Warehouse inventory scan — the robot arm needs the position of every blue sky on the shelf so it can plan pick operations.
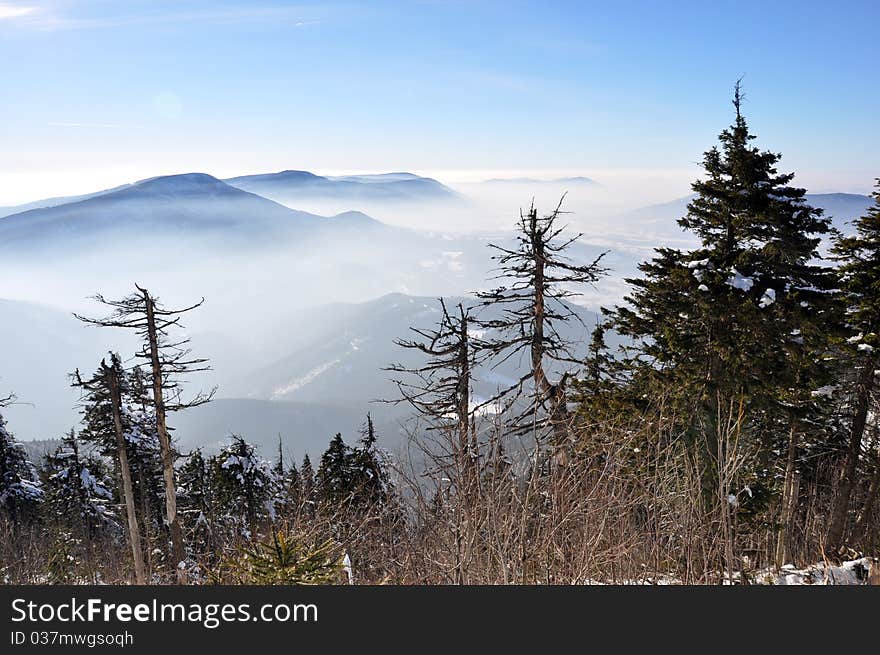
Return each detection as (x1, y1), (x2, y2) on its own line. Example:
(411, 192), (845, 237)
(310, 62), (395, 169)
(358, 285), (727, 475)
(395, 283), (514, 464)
(0, 0), (877, 203)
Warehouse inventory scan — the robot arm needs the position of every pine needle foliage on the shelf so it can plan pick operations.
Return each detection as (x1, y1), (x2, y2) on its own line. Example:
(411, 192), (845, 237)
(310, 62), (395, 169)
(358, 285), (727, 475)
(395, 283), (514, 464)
(230, 530), (343, 585)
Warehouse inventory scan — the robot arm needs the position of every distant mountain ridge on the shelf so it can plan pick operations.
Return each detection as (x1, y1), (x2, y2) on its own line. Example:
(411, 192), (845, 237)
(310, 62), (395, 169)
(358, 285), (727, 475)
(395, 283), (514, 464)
(0, 173), (385, 252)
(0, 169), (459, 222)
(0, 183), (134, 219)
(223, 169), (460, 204)
(329, 172), (422, 183)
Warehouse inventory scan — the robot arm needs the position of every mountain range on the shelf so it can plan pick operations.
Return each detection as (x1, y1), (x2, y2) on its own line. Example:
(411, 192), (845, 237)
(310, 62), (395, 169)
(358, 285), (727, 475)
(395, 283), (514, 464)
(0, 171), (873, 460)
(223, 170), (460, 206)
(0, 170), (613, 327)
(0, 170), (459, 220)
(0, 173), (390, 253)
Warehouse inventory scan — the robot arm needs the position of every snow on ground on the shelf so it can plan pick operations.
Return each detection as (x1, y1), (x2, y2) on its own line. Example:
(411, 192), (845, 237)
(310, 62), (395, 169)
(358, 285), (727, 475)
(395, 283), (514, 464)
(581, 558), (879, 585)
(270, 358), (341, 399)
(765, 558), (879, 585)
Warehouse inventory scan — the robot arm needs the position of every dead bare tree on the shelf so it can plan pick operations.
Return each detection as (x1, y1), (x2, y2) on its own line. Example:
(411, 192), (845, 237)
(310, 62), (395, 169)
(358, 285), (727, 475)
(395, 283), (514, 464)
(386, 299), (482, 480)
(385, 299), (490, 583)
(74, 285), (215, 583)
(72, 355), (147, 584)
(475, 197), (607, 456)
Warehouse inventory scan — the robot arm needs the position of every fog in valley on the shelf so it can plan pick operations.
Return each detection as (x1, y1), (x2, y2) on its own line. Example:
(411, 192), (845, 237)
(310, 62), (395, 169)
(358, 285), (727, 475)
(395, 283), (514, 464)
(0, 169), (872, 461)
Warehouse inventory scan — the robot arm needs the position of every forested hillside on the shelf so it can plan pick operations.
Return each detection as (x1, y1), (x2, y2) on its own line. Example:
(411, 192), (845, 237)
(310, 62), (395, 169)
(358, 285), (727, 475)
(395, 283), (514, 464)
(1, 93), (878, 585)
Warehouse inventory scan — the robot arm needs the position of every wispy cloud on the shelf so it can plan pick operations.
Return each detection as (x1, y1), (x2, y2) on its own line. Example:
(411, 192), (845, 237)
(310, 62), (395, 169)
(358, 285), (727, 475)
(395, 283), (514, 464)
(48, 121), (138, 129)
(0, 4), (35, 20)
(15, 4), (325, 31)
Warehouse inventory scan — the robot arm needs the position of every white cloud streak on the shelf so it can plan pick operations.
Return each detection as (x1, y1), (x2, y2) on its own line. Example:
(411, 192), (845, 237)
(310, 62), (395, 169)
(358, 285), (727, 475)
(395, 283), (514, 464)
(0, 4), (34, 19)
(14, 4), (324, 31)
(48, 121), (136, 129)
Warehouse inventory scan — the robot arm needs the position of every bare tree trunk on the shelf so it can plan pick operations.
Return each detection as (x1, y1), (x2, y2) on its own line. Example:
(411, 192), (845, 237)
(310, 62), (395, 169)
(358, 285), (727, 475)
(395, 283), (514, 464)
(75, 287), (212, 583)
(853, 458), (880, 544)
(531, 221), (549, 400)
(106, 365), (147, 585)
(528, 225), (569, 459)
(141, 289), (187, 583)
(827, 367), (874, 551)
(775, 425), (799, 568)
(458, 310), (472, 476)
(718, 431), (733, 583)
(138, 466), (154, 579)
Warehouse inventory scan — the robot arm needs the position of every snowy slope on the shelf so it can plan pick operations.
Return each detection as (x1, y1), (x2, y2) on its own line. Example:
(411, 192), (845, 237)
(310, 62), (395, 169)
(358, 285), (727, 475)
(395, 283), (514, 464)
(0, 183), (134, 218)
(227, 292), (604, 406)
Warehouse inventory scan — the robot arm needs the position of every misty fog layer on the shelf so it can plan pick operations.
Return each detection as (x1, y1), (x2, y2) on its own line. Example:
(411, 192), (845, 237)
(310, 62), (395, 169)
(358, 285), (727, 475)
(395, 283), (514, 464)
(0, 171), (872, 460)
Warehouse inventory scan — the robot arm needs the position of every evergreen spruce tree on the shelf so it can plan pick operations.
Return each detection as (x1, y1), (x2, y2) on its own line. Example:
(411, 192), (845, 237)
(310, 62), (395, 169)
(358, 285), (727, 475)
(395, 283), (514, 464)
(571, 321), (622, 425)
(75, 286), (215, 582)
(122, 365), (166, 526)
(272, 436), (286, 486)
(269, 437), (301, 521)
(827, 178), (880, 549)
(279, 464), (301, 519)
(299, 454), (316, 518)
(76, 355), (164, 528)
(345, 418), (403, 580)
(350, 414), (392, 510)
(0, 407), (43, 522)
(230, 531), (343, 585)
(74, 354), (163, 581)
(317, 433), (353, 507)
(211, 436), (274, 533)
(41, 431), (117, 538)
(41, 430), (117, 581)
(179, 449), (213, 522)
(608, 85), (838, 546)
(45, 531), (79, 584)
(178, 448), (218, 560)
(613, 85), (834, 411)
(584, 322), (612, 392)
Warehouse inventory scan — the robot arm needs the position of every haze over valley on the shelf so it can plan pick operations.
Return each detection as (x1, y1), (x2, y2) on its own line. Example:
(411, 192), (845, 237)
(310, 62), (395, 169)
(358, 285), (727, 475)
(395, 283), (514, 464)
(0, 168), (872, 459)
